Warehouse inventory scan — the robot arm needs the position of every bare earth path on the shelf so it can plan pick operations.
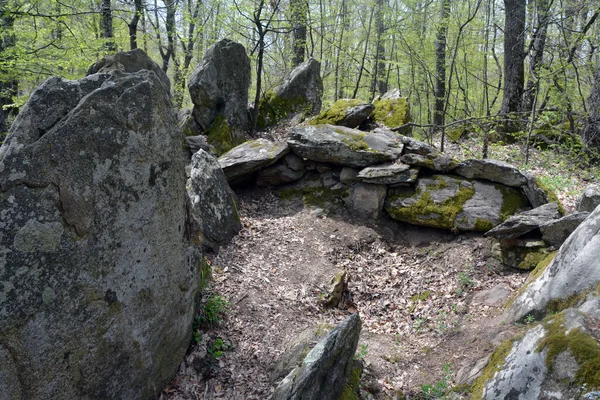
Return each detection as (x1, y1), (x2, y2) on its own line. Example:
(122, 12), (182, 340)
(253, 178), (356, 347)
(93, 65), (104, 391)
(164, 188), (528, 400)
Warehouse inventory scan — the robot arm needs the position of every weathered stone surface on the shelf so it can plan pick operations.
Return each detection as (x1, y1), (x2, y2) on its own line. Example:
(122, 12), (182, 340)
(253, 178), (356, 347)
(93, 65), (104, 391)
(289, 125), (403, 168)
(271, 314), (361, 400)
(310, 99), (374, 128)
(371, 89), (410, 130)
(505, 204), (600, 322)
(485, 202), (561, 239)
(577, 183), (600, 212)
(497, 239), (549, 270)
(454, 159), (528, 187)
(87, 48), (170, 91)
(188, 39), (251, 131)
(356, 162), (418, 185)
(385, 175), (529, 232)
(340, 167), (358, 183)
(400, 152), (458, 173)
(0, 70), (199, 399)
(186, 135), (210, 155)
(218, 139), (289, 182)
(472, 283), (512, 307)
(320, 270), (348, 308)
(477, 300), (600, 400)
(258, 58), (323, 129)
(343, 183), (387, 219)
(522, 173), (551, 208)
(179, 108), (202, 137)
(187, 150), (241, 251)
(256, 154), (306, 186)
(540, 211), (589, 247)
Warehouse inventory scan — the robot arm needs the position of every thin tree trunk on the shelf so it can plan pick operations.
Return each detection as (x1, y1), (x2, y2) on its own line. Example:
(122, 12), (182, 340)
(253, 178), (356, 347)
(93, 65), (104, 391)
(370, 0), (387, 99)
(352, 7), (374, 99)
(128, 0), (143, 50)
(434, 0), (450, 130)
(334, 0), (347, 100)
(291, 0), (307, 66)
(0, 0), (17, 135)
(523, 0), (551, 112)
(100, 0), (115, 51)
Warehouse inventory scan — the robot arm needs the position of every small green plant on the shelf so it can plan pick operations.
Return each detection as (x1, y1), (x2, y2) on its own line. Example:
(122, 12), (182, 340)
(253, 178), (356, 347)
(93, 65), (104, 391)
(354, 344), (368, 360)
(193, 330), (202, 344)
(421, 363), (453, 399)
(524, 314), (535, 324)
(208, 337), (225, 359)
(198, 295), (230, 328)
(413, 317), (427, 332)
(458, 271), (474, 289)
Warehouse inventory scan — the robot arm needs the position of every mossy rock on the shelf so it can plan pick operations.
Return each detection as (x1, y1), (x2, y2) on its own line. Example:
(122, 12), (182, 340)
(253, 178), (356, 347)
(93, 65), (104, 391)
(309, 99), (374, 128)
(256, 90), (312, 129)
(371, 97), (409, 129)
(498, 239), (549, 271)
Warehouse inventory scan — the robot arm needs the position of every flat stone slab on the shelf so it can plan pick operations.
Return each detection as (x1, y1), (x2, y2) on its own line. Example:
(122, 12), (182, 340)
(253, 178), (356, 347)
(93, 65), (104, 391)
(540, 211), (589, 247)
(472, 283), (512, 307)
(289, 125), (403, 168)
(218, 139), (289, 182)
(485, 202), (561, 239)
(356, 162), (418, 185)
(400, 153), (458, 173)
(454, 159), (528, 187)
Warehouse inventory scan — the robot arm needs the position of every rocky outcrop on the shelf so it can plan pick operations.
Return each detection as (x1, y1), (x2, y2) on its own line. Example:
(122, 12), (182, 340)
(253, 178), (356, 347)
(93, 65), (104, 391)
(188, 39), (251, 133)
(310, 99), (374, 128)
(485, 202), (561, 239)
(371, 89), (410, 131)
(505, 204), (600, 322)
(271, 314), (361, 400)
(474, 298), (600, 399)
(385, 175), (529, 232)
(288, 125), (403, 168)
(257, 58), (323, 129)
(577, 182), (600, 212)
(0, 62), (200, 399)
(454, 159), (528, 187)
(87, 48), (170, 91)
(356, 162), (418, 185)
(187, 150), (242, 251)
(218, 139), (289, 182)
(400, 152), (458, 173)
(540, 211), (590, 247)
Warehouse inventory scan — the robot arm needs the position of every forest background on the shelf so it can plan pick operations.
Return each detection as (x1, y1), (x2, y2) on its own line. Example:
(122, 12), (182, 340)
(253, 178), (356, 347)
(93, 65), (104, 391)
(1, 0), (599, 156)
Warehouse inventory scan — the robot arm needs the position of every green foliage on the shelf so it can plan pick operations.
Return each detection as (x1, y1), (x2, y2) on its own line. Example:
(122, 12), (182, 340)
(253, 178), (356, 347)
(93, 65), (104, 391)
(421, 363), (452, 399)
(354, 344), (368, 360)
(197, 295), (230, 328)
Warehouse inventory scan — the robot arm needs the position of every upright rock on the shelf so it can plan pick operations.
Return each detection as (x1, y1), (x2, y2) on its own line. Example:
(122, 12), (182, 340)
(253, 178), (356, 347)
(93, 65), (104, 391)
(257, 58), (323, 129)
(310, 99), (374, 128)
(271, 314), (362, 400)
(187, 150), (242, 252)
(0, 54), (200, 399)
(577, 183), (600, 212)
(371, 89), (410, 132)
(188, 39), (251, 132)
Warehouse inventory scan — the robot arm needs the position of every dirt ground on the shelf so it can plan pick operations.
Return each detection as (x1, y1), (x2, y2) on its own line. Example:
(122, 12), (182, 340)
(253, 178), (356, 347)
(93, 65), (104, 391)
(162, 186), (531, 400)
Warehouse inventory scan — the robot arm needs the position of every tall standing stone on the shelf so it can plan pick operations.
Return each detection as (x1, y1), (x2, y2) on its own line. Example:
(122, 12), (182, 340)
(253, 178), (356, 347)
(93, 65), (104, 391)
(0, 52), (201, 399)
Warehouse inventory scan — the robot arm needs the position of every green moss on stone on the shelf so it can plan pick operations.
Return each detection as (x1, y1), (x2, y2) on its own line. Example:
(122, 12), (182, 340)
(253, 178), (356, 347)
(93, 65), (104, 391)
(535, 177), (565, 215)
(339, 363), (363, 400)
(470, 339), (516, 400)
(517, 250), (548, 271)
(205, 115), (243, 156)
(496, 184), (529, 221)
(474, 218), (494, 232)
(546, 292), (588, 315)
(309, 99), (365, 125)
(536, 314), (600, 388)
(371, 97), (409, 128)
(386, 177), (475, 230)
(256, 90), (311, 129)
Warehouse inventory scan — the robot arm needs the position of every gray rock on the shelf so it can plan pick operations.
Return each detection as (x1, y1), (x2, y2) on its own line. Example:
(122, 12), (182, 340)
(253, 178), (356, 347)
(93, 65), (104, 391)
(454, 159), (528, 187)
(218, 139), (289, 182)
(340, 167), (359, 183)
(186, 135), (210, 155)
(87, 48), (170, 92)
(479, 300), (600, 399)
(577, 183), (600, 212)
(504, 204), (600, 322)
(0, 69), (199, 399)
(496, 239), (549, 270)
(289, 125), (403, 168)
(540, 212), (589, 247)
(271, 314), (361, 400)
(187, 150), (242, 251)
(400, 152), (458, 173)
(455, 355), (491, 386)
(472, 283), (512, 307)
(256, 161), (306, 186)
(310, 99), (374, 128)
(343, 183), (387, 219)
(385, 175), (529, 232)
(188, 39), (251, 131)
(522, 173), (551, 208)
(179, 108), (202, 137)
(485, 203), (561, 239)
(356, 162), (418, 185)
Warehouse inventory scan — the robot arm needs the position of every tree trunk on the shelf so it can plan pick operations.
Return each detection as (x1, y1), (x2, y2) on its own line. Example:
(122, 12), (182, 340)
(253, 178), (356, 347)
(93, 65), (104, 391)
(291, 0), (307, 66)
(128, 0), (143, 50)
(581, 66), (600, 146)
(370, 0), (387, 99)
(100, 0), (116, 51)
(500, 0), (526, 114)
(173, 0), (201, 108)
(523, 0), (550, 112)
(433, 0), (450, 128)
(0, 0), (17, 136)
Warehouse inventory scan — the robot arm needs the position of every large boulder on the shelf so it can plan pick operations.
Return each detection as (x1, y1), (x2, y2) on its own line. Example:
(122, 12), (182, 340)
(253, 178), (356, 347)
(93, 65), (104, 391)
(474, 298), (600, 399)
(385, 175), (530, 232)
(257, 58), (323, 129)
(87, 48), (170, 91)
(188, 39), (251, 132)
(187, 150), (242, 251)
(485, 202), (562, 239)
(577, 183), (600, 212)
(371, 89), (410, 131)
(271, 314), (362, 400)
(309, 99), (374, 128)
(0, 68), (200, 398)
(218, 139), (289, 182)
(540, 211), (590, 247)
(505, 204), (600, 322)
(289, 125), (403, 168)
(454, 159), (528, 187)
